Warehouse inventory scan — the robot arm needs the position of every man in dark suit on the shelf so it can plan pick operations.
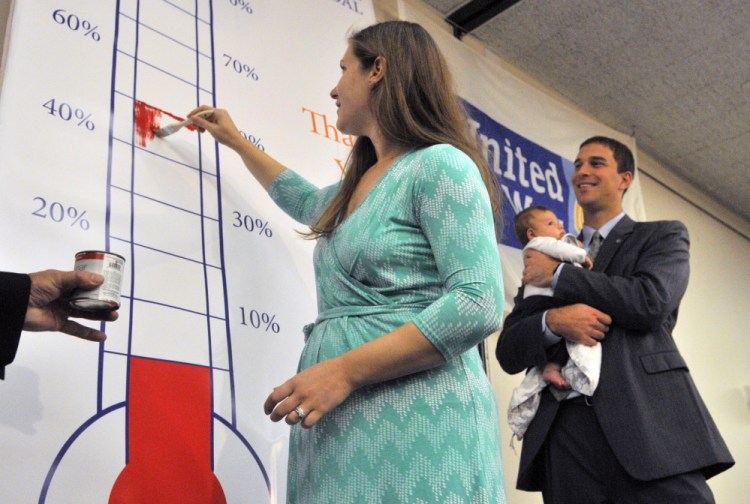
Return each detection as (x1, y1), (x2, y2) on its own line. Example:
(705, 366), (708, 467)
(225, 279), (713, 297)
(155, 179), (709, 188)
(496, 136), (734, 503)
(1, 269), (117, 379)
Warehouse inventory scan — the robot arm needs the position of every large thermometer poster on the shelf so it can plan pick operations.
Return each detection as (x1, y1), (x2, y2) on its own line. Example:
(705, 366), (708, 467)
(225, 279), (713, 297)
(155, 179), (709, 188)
(0, 1), (374, 502)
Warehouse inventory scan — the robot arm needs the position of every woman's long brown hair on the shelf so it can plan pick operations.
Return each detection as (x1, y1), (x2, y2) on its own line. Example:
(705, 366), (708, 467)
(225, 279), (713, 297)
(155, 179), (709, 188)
(307, 21), (502, 238)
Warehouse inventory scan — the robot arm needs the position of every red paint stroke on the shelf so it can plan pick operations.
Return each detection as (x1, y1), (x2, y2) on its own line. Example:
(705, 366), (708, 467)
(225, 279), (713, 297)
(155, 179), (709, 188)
(109, 356), (226, 503)
(133, 100), (199, 147)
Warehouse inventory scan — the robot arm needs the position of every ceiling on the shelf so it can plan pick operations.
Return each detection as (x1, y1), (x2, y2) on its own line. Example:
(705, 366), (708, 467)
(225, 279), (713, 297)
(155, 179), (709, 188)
(422, 0), (750, 225)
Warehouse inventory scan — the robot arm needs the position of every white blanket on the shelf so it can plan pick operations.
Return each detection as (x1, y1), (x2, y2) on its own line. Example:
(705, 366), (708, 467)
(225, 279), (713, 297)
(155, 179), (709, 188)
(508, 341), (601, 444)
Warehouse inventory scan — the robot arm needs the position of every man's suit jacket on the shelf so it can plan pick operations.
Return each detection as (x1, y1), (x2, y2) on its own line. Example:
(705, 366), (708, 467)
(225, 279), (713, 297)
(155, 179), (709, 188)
(496, 215), (734, 491)
(0, 272), (31, 379)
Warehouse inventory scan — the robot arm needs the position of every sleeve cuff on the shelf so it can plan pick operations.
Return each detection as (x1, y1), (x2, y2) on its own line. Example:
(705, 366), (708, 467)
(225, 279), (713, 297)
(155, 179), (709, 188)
(541, 310), (563, 348)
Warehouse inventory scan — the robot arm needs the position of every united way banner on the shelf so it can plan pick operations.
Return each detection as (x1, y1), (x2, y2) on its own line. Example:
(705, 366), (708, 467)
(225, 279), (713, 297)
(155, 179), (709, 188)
(464, 100), (577, 249)
(0, 1), (374, 502)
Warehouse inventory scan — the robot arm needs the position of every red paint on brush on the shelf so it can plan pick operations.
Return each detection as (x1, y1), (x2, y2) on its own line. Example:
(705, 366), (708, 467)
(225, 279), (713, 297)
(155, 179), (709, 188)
(133, 100), (198, 146)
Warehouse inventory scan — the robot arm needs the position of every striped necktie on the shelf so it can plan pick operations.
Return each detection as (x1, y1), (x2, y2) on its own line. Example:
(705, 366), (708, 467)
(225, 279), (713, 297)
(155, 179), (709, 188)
(588, 231), (603, 261)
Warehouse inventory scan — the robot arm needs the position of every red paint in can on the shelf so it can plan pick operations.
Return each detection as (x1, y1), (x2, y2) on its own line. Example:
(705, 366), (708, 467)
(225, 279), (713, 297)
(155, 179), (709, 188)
(70, 250), (126, 312)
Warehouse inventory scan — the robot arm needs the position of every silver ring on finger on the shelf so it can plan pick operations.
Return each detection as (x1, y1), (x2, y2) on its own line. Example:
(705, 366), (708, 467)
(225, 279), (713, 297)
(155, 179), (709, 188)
(294, 406), (307, 419)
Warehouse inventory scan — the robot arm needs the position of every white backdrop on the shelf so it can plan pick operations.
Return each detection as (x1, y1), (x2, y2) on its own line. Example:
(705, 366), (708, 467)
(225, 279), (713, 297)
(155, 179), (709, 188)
(0, 1), (374, 502)
(1, 0), (650, 502)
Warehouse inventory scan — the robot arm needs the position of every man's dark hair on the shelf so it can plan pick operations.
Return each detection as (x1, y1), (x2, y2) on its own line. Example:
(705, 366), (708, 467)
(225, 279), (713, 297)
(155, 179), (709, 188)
(580, 136), (635, 176)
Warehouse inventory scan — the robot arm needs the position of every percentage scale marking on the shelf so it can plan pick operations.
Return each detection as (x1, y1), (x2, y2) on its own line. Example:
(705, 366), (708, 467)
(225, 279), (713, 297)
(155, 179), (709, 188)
(32, 196), (91, 230)
(232, 211), (273, 237)
(52, 9), (101, 41)
(239, 131), (264, 151)
(228, 0), (253, 14)
(239, 308), (280, 333)
(43, 98), (95, 130)
(222, 54), (259, 80)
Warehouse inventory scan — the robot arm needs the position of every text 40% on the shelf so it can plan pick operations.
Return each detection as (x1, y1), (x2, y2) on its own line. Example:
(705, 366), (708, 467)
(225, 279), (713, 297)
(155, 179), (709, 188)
(232, 211), (273, 238)
(222, 54), (259, 81)
(52, 9), (100, 41)
(239, 308), (280, 333)
(32, 197), (90, 230)
(228, 0), (253, 14)
(240, 131), (265, 151)
(43, 99), (95, 131)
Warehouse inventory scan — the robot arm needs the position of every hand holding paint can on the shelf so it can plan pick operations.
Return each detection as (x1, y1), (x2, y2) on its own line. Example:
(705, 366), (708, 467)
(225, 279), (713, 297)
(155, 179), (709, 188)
(70, 251), (126, 312)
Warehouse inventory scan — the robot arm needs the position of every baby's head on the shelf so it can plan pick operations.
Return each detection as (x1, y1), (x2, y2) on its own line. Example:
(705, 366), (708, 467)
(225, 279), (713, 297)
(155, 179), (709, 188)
(514, 205), (565, 246)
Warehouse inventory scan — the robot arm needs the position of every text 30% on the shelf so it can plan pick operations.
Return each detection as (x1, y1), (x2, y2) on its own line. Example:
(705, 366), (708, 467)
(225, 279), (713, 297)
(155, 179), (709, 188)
(239, 308), (280, 333)
(222, 54), (259, 81)
(228, 0), (253, 14)
(43, 99), (95, 131)
(52, 9), (100, 41)
(32, 197), (90, 231)
(232, 211), (273, 238)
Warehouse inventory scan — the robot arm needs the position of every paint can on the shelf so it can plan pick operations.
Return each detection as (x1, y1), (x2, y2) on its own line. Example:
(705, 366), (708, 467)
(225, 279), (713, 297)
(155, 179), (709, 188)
(69, 250), (126, 312)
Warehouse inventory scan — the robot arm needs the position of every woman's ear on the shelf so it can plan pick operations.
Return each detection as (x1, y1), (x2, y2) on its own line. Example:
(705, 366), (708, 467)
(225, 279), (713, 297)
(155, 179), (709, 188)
(369, 56), (386, 86)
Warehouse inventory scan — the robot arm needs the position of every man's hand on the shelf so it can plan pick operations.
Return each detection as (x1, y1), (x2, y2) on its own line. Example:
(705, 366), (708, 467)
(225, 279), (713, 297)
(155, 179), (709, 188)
(522, 249), (561, 287)
(25, 270), (118, 341)
(547, 304), (611, 346)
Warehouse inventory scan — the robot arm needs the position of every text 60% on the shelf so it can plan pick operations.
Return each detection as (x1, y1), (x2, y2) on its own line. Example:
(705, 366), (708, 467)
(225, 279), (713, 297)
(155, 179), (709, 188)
(222, 54), (259, 81)
(43, 99), (95, 131)
(232, 211), (273, 238)
(239, 308), (280, 333)
(32, 197), (90, 231)
(52, 9), (100, 41)
(228, 0), (253, 14)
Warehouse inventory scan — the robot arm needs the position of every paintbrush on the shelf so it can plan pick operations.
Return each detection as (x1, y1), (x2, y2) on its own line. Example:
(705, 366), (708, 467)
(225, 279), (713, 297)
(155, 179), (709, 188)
(153, 109), (214, 138)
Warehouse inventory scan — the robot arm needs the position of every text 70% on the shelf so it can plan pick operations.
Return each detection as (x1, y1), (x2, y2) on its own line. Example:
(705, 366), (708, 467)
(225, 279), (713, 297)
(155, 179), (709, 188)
(222, 54), (259, 81)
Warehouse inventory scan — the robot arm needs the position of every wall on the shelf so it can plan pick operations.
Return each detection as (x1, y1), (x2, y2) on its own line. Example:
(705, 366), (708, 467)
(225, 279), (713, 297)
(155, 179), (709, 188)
(637, 153), (750, 503)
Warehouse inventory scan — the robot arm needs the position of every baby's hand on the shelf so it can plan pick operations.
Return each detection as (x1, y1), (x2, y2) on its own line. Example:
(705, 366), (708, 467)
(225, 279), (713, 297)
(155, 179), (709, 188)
(583, 256), (594, 270)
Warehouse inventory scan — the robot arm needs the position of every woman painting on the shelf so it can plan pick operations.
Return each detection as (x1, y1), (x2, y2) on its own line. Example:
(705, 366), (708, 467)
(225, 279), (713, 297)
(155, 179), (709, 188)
(190, 20), (506, 504)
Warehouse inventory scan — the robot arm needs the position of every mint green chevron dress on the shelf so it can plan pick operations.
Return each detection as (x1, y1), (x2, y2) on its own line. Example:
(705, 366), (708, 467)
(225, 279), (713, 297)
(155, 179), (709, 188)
(268, 144), (506, 504)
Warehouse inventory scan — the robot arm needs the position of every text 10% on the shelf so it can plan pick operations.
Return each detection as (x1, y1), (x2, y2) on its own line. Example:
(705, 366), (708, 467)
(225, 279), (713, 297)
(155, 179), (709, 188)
(228, 0), (253, 14)
(222, 54), (259, 81)
(239, 131), (265, 151)
(52, 9), (101, 42)
(239, 308), (280, 333)
(43, 99), (95, 131)
(232, 211), (273, 238)
(32, 197), (90, 231)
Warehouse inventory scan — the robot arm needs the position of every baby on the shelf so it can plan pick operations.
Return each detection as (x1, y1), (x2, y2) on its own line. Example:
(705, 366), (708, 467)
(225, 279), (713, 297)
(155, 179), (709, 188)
(514, 205), (592, 388)
(507, 205), (601, 444)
